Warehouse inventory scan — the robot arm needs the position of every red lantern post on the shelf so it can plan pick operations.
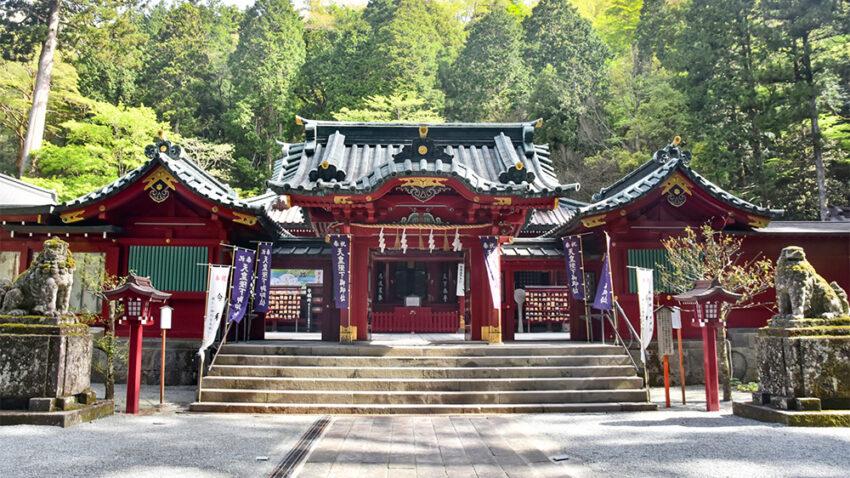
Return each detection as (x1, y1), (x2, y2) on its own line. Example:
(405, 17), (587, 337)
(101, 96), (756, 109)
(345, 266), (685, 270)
(104, 274), (171, 414)
(674, 280), (741, 412)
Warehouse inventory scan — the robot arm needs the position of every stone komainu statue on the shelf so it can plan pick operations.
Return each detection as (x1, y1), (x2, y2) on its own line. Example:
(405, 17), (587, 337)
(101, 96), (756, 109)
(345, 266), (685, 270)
(0, 238), (76, 317)
(775, 246), (850, 320)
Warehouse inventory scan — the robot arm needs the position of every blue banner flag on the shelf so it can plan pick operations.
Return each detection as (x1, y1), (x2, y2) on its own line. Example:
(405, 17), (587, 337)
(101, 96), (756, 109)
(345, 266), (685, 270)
(592, 253), (613, 310)
(228, 248), (255, 323)
(563, 236), (585, 300)
(331, 235), (350, 309)
(480, 236), (502, 309)
(253, 243), (273, 313)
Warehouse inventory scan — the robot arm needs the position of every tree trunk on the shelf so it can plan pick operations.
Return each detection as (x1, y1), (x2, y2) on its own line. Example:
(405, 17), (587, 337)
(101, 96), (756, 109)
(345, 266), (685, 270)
(719, 322), (732, 401)
(801, 31), (827, 221)
(105, 316), (116, 400)
(20, 0), (61, 178)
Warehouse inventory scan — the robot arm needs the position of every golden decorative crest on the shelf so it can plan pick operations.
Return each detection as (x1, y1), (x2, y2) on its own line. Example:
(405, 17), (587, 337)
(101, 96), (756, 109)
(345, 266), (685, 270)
(581, 214), (607, 228)
(493, 197), (512, 206)
(418, 145), (428, 155)
(60, 210), (86, 224)
(660, 173), (693, 196)
(747, 215), (770, 228)
(333, 196), (353, 205)
(143, 167), (178, 203)
(232, 212), (258, 226)
(418, 125), (428, 138)
(398, 177), (448, 188)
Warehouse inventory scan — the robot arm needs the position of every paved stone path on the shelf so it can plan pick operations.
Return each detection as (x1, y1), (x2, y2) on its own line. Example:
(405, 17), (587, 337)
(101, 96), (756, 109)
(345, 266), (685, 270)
(298, 416), (568, 478)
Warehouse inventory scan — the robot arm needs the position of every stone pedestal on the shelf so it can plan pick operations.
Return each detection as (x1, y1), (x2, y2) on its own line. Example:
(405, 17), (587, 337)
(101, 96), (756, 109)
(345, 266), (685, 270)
(0, 316), (93, 411)
(755, 317), (850, 411)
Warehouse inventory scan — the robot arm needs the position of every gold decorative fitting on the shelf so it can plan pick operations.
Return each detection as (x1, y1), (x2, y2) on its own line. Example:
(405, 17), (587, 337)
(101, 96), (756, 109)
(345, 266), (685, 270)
(493, 197), (512, 206)
(620, 210), (626, 216)
(418, 125), (428, 138)
(295, 116), (304, 126)
(320, 160), (330, 169)
(211, 206), (219, 213)
(340, 325), (357, 343)
(165, 238), (171, 244)
(418, 145), (428, 155)
(98, 205), (106, 212)
(581, 214), (607, 228)
(398, 177), (448, 188)
(473, 196), (480, 203)
(515, 162), (524, 170)
(232, 212), (258, 226)
(534, 118), (543, 128)
(747, 215), (770, 228)
(333, 196), (353, 205)
(553, 198), (559, 209)
(365, 196), (372, 202)
(673, 135), (682, 146)
(660, 173), (693, 196)
(60, 210), (85, 224)
(143, 167), (178, 203)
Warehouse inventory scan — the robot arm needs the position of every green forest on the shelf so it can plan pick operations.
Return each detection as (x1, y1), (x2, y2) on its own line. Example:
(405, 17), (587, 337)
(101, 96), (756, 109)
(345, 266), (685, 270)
(1, 0), (848, 220)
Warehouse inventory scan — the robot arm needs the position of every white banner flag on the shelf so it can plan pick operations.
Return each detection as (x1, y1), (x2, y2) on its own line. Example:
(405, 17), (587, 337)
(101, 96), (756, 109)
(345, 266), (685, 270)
(456, 263), (465, 297)
(636, 268), (654, 363)
(200, 265), (231, 354)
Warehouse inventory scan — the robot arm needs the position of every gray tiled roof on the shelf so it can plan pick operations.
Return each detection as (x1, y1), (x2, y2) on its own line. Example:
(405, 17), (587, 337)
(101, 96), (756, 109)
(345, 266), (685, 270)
(269, 119), (579, 198)
(523, 198), (587, 233)
(0, 174), (56, 206)
(503, 238), (563, 258)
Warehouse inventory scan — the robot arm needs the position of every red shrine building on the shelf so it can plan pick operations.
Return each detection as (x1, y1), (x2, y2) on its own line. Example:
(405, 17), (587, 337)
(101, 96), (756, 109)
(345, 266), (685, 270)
(1, 119), (849, 383)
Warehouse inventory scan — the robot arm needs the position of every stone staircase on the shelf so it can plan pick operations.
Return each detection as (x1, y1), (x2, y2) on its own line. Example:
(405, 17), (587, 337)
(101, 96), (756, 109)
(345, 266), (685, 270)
(189, 342), (657, 414)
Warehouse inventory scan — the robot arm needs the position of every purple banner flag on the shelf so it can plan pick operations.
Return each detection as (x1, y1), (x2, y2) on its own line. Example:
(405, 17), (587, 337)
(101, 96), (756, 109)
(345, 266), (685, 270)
(253, 243), (273, 313)
(592, 253), (614, 310)
(480, 236), (502, 309)
(331, 235), (350, 309)
(227, 248), (255, 323)
(563, 236), (585, 300)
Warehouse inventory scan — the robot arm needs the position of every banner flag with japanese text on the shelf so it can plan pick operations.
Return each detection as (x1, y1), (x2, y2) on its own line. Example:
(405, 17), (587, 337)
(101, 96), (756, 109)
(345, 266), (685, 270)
(480, 236), (502, 309)
(227, 248), (255, 324)
(636, 267), (655, 363)
(331, 235), (351, 309)
(253, 243), (273, 313)
(200, 265), (230, 354)
(563, 236), (585, 300)
(592, 254), (613, 310)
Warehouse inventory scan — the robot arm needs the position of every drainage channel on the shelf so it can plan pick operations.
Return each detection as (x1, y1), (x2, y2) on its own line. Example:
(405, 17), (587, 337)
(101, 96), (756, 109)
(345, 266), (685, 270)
(268, 415), (332, 478)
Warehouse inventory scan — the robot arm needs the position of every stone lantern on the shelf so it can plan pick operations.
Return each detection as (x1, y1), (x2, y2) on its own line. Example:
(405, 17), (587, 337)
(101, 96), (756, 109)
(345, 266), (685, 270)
(674, 279), (741, 411)
(104, 274), (171, 414)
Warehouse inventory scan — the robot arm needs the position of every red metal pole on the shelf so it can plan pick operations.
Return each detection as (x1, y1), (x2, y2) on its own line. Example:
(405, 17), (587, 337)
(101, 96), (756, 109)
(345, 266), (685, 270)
(663, 355), (671, 408)
(702, 325), (720, 412)
(126, 320), (144, 414)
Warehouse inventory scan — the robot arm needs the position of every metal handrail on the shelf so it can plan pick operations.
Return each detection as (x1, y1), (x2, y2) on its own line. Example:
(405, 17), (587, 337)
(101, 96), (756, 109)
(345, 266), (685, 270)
(614, 301), (642, 351)
(605, 313), (641, 373)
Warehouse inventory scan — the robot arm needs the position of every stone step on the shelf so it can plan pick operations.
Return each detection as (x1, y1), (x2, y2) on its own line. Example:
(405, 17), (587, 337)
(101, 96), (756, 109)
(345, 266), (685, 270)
(219, 343), (626, 357)
(213, 354), (632, 368)
(198, 388), (649, 405)
(208, 364), (639, 379)
(189, 401), (658, 414)
(200, 376), (645, 392)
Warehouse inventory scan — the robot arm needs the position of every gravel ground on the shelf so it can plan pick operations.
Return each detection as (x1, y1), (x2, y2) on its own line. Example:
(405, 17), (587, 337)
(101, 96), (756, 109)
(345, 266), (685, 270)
(514, 387), (850, 478)
(1, 385), (849, 478)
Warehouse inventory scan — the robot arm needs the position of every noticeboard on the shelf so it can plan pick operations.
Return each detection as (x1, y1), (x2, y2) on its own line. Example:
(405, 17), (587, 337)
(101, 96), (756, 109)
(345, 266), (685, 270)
(656, 309), (674, 358)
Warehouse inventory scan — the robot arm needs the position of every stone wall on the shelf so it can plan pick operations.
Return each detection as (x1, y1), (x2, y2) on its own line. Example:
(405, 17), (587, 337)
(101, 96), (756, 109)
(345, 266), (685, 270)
(92, 336), (200, 386)
(629, 328), (759, 386)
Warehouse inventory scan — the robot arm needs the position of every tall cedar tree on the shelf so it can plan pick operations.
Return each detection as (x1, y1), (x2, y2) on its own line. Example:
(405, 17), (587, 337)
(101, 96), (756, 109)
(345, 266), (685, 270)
(443, 6), (528, 122)
(227, 0), (305, 171)
(522, 0), (609, 148)
(669, 0), (767, 201)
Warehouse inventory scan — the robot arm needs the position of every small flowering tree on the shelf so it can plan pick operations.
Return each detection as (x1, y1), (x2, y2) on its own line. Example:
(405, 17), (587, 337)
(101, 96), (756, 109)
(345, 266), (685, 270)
(660, 223), (775, 401)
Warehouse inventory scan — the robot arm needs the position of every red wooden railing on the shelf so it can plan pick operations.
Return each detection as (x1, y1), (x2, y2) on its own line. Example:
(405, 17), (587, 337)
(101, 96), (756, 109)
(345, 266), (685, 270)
(372, 307), (458, 333)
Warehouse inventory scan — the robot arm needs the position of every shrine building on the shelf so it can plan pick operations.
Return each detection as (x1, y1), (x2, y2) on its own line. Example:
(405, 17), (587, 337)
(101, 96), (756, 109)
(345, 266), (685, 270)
(1, 119), (849, 385)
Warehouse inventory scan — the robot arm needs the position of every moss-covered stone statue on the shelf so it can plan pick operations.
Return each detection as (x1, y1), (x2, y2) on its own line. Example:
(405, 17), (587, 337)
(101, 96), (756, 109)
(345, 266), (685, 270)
(746, 246), (850, 420)
(0, 238), (75, 318)
(774, 246), (850, 324)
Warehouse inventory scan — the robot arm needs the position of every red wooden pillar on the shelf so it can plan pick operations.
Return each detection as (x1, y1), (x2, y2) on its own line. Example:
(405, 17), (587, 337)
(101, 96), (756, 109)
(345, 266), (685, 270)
(503, 264), (516, 342)
(469, 242), (486, 341)
(125, 320), (144, 414)
(349, 236), (370, 340)
(702, 325), (720, 412)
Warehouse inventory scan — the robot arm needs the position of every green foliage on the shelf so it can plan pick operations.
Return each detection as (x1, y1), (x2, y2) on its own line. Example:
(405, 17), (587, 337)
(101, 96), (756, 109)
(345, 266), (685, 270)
(27, 100), (165, 200)
(443, 6), (528, 121)
(227, 0), (305, 169)
(333, 94), (443, 123)
(522, 0), (610, 147)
